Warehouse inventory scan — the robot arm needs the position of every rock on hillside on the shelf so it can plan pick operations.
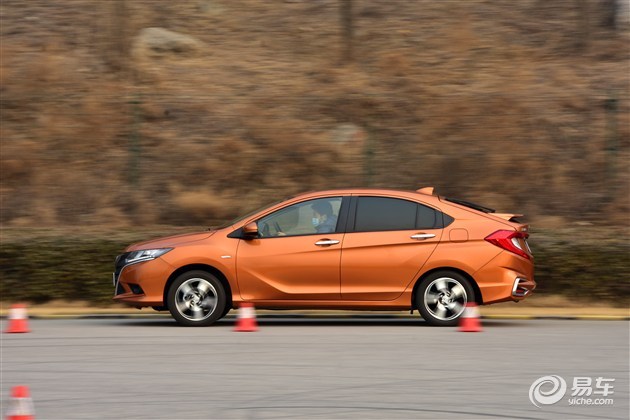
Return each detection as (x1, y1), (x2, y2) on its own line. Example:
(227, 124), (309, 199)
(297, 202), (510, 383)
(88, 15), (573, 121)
(131, 27), (205, 59)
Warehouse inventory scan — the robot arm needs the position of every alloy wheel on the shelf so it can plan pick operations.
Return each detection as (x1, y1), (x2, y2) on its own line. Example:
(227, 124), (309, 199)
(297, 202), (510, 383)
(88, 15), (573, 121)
(174, 278), (218, 321)
(423, 277), (468, 321)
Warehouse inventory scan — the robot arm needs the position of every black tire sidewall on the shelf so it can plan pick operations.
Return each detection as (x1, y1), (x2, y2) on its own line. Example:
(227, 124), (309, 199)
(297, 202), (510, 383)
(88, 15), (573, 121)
(167, 270), (226, 327)
(416, 271), (475, 326)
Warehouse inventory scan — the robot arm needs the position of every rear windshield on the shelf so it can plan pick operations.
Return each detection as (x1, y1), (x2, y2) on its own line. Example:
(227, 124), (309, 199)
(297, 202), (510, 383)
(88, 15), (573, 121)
(443, 197), (495, 213)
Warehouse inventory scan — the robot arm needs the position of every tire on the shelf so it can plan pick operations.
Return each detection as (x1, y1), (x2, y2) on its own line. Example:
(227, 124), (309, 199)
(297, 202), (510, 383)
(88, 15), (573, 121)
(219, 304), (232, 319)
(167, 270), (227, 327)
(416, 271), (475, 326)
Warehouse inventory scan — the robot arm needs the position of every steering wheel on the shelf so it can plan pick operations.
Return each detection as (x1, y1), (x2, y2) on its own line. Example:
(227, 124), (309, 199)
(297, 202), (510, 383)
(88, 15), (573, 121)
(274, 221), (283, 235)
(260, 222), (271, 237)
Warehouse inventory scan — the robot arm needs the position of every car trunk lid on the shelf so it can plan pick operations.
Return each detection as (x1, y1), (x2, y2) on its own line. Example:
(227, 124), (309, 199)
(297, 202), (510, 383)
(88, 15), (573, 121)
(439, 195), (532, 258)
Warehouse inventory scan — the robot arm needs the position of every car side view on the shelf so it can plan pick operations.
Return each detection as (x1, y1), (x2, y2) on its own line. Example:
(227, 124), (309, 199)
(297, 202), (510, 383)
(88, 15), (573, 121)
(113, 187), (535, 326)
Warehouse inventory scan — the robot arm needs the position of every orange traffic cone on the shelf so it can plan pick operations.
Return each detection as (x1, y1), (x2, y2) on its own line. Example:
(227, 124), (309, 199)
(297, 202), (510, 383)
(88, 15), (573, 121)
(458, 303), (482, 332)
(234, 302), (258, 332)
(5, 304), (30, 334)
(5, 385), (35, 420)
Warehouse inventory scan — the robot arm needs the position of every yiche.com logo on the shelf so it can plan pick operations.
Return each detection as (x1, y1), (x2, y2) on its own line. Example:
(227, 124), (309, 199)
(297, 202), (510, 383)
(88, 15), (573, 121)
(529, 375), (567, 408)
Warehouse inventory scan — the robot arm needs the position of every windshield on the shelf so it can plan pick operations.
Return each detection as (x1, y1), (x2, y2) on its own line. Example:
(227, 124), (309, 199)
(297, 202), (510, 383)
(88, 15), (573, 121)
(443, 197), (495, 213)
(211, 198), (287, 230)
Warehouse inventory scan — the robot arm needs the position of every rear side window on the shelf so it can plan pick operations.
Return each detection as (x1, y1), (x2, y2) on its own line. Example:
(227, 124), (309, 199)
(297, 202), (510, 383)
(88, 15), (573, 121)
(416, 204), (438, 229)
(355, 196), (447, 232)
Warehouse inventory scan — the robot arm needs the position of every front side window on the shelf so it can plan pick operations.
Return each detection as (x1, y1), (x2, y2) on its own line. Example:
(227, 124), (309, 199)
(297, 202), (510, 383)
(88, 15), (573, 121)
(354, 196), (440, 232)
(258, 197), (342, 238)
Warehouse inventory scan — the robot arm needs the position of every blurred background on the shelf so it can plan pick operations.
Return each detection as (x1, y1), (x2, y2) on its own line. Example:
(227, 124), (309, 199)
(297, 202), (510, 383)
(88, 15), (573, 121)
(1, 0), (629, 305)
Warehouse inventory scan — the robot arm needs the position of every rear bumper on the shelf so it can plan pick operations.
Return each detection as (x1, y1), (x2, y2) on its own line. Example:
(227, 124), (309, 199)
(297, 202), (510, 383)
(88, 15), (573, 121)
(474, 252), (536, 304)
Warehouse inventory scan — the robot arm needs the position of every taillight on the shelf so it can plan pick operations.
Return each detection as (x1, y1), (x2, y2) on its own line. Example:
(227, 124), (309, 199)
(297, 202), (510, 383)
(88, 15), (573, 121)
(485, 230), (531, 260)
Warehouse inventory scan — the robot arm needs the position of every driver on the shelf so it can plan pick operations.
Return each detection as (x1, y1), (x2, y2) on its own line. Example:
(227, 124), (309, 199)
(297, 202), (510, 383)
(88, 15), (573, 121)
(311, 201), (337, 234)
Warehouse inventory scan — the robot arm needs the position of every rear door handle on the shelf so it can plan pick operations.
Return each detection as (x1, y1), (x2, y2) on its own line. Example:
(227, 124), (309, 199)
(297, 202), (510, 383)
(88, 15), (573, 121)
(410, 233), (436, 240)
(315, 239), (340, 246)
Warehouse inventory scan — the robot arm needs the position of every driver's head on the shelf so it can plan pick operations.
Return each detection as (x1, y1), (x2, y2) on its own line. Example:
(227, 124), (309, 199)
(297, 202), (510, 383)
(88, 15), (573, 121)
(311, 201), (333, 219)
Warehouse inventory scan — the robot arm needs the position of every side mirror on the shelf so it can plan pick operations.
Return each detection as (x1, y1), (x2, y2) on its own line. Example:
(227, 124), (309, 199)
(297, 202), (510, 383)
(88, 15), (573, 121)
(242, 222), (259, 239)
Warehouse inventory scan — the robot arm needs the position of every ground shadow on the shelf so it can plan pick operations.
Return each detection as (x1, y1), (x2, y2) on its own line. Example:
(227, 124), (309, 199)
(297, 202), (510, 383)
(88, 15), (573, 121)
(112, 316), (524, 328)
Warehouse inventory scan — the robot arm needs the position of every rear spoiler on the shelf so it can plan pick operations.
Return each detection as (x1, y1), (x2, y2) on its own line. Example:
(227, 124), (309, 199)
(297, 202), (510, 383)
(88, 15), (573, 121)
(493, 213), (524, 222)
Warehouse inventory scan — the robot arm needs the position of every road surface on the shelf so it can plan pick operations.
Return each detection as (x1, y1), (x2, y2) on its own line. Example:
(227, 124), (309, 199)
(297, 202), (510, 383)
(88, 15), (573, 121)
(2, 317), (628, 419)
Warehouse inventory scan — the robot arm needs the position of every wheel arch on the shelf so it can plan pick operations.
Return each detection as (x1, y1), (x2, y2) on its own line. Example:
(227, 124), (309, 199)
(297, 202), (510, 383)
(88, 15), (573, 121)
(411, 267), (482, 310)
(164, 264), (233, 311)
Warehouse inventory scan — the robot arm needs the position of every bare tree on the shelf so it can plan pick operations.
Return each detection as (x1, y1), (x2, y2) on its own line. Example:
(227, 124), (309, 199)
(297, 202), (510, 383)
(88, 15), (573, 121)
(106, 0), (128, 72)
(602, 0), (617, 29)
(340, 0), (353, 62)
(575, 0), (590, 53)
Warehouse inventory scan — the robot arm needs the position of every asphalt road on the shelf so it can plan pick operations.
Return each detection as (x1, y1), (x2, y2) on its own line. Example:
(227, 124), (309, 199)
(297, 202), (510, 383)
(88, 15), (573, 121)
(1, 317), (628, 420)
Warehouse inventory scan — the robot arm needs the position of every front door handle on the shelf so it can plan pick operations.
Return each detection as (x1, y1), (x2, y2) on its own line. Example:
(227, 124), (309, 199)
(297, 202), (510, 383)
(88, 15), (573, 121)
(315, 239), (340, 246)
(411, 233), (436, 240)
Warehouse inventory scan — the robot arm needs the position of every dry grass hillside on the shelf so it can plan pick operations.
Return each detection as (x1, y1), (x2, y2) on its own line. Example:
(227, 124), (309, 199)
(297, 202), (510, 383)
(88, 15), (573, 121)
(1, 0), (629, 227)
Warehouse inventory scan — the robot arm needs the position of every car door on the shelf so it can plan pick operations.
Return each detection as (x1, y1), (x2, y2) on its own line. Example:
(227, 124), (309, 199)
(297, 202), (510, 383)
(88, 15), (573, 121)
(236, 196), (347, 301)
(340, 195), (442, 300)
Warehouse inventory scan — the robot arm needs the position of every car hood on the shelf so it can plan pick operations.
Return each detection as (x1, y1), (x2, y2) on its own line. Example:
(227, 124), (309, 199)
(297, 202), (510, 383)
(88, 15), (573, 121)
(126, 231), (216, 251)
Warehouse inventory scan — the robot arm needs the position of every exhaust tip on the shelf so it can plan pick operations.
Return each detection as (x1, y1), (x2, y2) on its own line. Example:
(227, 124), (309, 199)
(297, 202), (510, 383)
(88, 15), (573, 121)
(512, 277), (532, 297)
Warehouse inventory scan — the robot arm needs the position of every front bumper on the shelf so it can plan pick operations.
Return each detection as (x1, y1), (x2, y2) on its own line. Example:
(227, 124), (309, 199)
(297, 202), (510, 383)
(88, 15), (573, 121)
(112, 256), (173, 307)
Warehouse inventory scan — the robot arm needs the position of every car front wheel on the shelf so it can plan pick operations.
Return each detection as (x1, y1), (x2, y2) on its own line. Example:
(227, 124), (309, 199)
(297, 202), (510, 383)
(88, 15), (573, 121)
(416, 271), (475, 326)
(167, 270), (226, 327)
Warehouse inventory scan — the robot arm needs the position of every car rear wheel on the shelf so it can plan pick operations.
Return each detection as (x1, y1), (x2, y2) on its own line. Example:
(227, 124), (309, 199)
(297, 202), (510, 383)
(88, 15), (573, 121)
(416, 271), (475, 326)
(167, 270), (226, 327)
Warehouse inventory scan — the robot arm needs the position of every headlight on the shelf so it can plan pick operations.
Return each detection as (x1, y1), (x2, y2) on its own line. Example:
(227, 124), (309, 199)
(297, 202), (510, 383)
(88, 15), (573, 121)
(124, 248), (172, 265)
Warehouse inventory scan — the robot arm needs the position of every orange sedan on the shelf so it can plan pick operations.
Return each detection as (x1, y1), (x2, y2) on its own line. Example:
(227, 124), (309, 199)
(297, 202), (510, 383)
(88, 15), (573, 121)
(113, 187), (535, 326)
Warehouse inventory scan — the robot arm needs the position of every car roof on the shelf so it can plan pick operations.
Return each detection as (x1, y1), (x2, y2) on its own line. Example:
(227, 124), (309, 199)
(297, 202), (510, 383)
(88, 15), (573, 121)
(290, 187), (439, 202)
